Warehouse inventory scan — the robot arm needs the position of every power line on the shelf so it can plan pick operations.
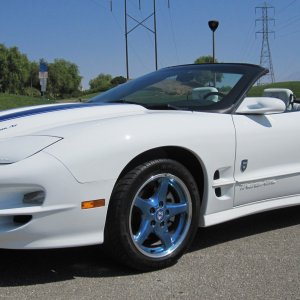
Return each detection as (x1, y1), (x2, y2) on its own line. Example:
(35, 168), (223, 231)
(276, 14), (300, 32)
(256, 3), (275, 84)
(240, 21), (256, 61)
(136, 0), (158, 55)
(89, 0), (108, 10)
(277, 0), (297, 15)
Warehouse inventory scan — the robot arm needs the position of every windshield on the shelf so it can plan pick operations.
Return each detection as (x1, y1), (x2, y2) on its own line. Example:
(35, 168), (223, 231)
(89, 64), (265, 112)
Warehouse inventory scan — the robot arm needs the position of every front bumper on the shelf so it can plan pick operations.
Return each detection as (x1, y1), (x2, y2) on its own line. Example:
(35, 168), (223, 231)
(0, 151), (114, 249)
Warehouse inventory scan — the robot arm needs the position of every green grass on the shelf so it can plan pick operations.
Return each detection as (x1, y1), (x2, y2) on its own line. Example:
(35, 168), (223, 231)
(81, 92), (99, 100)
(248, 81), (300, 97)
(0, 93), (56, 111)
(0, 92), (100, 110)
(59, 92), (100, 103)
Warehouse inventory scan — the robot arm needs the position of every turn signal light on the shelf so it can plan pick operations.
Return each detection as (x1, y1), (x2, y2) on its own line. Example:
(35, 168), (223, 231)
(81, 199), (105, 209)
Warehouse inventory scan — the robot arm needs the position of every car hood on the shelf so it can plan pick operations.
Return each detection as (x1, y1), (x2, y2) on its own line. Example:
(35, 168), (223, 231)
(0, 102), (147, 139)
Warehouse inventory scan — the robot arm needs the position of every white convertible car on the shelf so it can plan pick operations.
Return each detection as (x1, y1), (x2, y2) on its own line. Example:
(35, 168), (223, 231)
(0, 63), (299, 270)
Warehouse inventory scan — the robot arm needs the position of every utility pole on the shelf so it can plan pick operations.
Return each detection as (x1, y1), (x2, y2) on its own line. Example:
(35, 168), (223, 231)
(153, 0), (158, 71)
(110, 0), (170, 79)
(123, 0), (158, 79)
(124, 0), (129, 80)
(256, 2), (275, 84)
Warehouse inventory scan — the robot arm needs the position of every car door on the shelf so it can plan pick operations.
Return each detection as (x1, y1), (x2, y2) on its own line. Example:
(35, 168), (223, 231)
(232, 110), (300, 206)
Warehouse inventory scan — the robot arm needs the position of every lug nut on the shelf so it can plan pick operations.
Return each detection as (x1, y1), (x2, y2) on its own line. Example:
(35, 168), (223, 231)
(150, 208), (155, 214)
(151, 220), (156, 226)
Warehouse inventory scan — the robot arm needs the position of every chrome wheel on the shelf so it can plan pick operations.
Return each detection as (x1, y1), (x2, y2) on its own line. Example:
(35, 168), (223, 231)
(129, 173), (192, 258)
(104, 159), (200, 270)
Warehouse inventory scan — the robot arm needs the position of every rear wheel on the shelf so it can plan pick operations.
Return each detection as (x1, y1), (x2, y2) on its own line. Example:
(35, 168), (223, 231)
(104, 159), (200, 271)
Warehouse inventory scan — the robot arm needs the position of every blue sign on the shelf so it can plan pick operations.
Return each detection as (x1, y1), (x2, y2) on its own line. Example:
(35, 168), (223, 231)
(39, 62), (48, 72)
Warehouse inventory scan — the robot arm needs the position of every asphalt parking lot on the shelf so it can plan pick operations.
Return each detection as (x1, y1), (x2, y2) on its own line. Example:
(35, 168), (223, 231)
(0, 206), (299, 300)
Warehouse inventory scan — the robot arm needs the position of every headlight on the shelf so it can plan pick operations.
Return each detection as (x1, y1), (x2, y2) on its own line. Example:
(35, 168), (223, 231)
(0, 135), (63, 164)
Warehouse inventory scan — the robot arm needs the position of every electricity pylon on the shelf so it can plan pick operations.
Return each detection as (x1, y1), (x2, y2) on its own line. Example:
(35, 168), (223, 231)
(256, 2), (275, 84)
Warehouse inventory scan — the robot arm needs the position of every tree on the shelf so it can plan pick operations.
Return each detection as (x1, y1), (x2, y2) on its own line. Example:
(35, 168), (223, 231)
(0, 44), (9, 92)
(111, 76), (127, 87)
(47, 59), (82, 98)
(0, 44), (82, 98)
(28, 61), (39, 88)
(194, 55), (222, 86)
(0, 44), (30, 94)
(89, 73), (112, 91)
(194, 55), (217, 64)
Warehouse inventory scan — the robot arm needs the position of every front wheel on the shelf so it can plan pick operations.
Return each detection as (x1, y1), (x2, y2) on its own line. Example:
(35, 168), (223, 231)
(104, 159), (200, 271)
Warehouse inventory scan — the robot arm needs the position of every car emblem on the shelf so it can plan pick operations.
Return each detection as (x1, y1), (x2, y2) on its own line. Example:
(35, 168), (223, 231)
(156, 209), (165, 221)
(241, 159), (248, 172)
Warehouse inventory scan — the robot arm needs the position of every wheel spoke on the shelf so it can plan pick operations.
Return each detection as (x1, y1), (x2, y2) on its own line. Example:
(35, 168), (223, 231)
(134, 197), (153, 215)
(155, 177), (169, 204)
(134, 218), (153, 246)
(166, 202), (188, 218)
(170, 180), (186, 202)
(155, 226), (173, 249)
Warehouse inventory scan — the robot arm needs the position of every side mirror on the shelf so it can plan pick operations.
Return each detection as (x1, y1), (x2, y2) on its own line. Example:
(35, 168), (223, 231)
(236, 97), (286, 115)
(293, 95), (300, 104)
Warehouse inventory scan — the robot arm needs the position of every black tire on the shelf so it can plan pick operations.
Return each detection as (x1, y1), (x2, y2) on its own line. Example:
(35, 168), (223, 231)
(104, 159), (200, 271)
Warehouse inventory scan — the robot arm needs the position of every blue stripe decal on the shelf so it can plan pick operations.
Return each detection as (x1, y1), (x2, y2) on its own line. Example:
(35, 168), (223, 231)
(0, 102), (109, 122)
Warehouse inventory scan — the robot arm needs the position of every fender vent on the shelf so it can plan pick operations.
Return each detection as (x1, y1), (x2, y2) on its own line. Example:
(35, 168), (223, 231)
(215, 188), (222, 197)
(212, 167), (235, 199)
(13, 215), (32, 225)
(213, 170), (220, 180)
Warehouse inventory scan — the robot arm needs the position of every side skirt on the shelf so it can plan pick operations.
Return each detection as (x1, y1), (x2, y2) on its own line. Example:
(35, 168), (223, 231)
(200, 194), (300, 227)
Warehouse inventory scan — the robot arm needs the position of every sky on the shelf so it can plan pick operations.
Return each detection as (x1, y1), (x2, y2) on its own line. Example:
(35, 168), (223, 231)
(0, 0), (299, 89)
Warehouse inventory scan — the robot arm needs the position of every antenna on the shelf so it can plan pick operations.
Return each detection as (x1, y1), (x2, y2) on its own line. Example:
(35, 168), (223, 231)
(256, 2), (275, 84)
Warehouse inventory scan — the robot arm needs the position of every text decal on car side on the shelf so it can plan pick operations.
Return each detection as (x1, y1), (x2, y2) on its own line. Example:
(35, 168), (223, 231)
(0, 124), (17, 131)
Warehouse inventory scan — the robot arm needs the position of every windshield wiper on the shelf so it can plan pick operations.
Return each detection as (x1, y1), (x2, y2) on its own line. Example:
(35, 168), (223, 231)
(145, 103), (190, 111)
(109, 100), (189, 111)
(167, 104), (185, 110)
(109, 99), (140, 105)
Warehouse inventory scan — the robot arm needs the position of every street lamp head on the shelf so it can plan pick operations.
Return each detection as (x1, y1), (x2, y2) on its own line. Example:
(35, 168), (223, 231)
(208, 20), (219, 32)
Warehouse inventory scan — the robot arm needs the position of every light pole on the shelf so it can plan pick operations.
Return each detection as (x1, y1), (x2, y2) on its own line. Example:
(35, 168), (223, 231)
(208, 20), (219, 63)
